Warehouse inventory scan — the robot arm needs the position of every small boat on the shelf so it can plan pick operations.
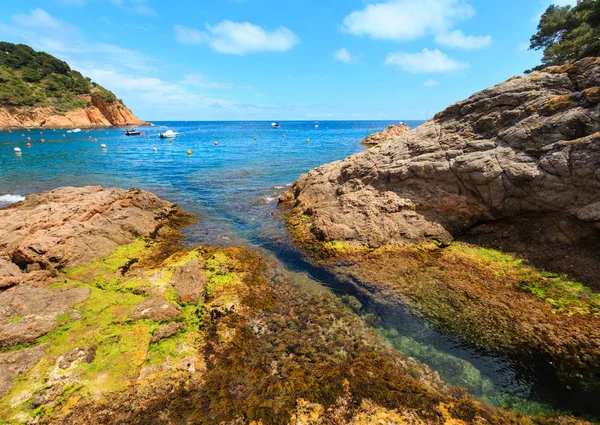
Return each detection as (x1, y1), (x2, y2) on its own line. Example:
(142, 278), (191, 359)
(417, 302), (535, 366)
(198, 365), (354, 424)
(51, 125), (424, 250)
(271, 122), (280, 129)
(124, 128), (141, 136)
(159, 130), (179, 138)
(67, 128), (82, 133)
(314, 122), (319, 129)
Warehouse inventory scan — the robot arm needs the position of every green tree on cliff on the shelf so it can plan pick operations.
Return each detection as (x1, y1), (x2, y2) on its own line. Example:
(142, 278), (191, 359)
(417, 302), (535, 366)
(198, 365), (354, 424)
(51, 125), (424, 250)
(529, 0), (600, 70)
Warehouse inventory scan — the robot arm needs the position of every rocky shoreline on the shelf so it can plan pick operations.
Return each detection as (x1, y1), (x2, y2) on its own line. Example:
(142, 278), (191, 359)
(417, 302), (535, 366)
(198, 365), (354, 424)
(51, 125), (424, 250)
(280, 57), (600, 415)
(0, 186), (594, 424)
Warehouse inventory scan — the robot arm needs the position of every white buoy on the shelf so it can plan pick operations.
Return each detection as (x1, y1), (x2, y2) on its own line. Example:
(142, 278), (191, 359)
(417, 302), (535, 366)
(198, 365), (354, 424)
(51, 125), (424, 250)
(153, 147), (157, 152)
(100, 144), (107, 149)
(14, 147), (21, 153)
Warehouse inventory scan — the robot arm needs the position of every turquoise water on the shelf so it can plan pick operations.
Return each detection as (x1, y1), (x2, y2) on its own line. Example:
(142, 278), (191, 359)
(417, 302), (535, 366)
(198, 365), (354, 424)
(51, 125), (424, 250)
(0, 120), (417, 245)
(0, 120), (590, 416)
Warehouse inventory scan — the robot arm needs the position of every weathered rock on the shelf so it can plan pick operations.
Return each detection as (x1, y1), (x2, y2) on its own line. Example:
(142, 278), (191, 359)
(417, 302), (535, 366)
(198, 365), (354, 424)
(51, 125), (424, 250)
(361, 122), (410, 147)
(282, 57), (600, 248)
(0, 186), (179, 284)
(57, 346), (97, 370)
(129, 296), (182, 322)
(0, 344), (49, 397)
(0, 285), (90, 348)
(151, 322), (184, 344)
(170, 259), (208, 304)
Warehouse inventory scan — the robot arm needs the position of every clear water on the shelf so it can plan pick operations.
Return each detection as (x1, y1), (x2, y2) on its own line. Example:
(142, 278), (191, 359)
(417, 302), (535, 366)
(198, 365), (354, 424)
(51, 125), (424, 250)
(0, 121), (588, 416)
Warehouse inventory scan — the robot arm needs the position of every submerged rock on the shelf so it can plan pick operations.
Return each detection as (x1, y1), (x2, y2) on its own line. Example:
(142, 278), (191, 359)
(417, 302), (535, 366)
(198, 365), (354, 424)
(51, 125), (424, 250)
(282, 57), (600, 248)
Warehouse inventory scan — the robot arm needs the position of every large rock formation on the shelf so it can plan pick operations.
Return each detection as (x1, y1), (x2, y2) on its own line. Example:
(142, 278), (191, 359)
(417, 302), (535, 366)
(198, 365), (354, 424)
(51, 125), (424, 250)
(282, 57), (600, 248)
(0, 186), (180, 287)
(0, 95), (147, 129)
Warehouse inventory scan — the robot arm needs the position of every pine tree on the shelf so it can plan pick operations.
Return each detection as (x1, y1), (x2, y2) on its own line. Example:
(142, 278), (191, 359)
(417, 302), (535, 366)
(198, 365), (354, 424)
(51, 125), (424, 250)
(529, 0), (600, 71)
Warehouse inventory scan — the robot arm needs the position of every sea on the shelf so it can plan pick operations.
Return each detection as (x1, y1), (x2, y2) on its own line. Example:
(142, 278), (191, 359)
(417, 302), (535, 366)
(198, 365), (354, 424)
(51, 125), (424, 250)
(0, 120), (591, 417)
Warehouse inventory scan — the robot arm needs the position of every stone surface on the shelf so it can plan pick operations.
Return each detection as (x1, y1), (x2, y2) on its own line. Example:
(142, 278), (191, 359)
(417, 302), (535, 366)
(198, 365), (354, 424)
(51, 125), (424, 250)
(0, 96), (147, 129)
(0, 186), (179, 279)
(57, 346), (97, 370)
(151, 322), (184, 344)
(129, 296), (182, 322)
(282, 57), (600, 248)
(0, 285), (90, 348)
(0, 344), (48, 397)
(361, 122), (410, 147)
(170, 259), (208, 304)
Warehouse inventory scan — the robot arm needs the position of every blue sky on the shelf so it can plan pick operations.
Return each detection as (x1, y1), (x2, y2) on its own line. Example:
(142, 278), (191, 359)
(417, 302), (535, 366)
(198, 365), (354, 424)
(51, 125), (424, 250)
(0, 0), (577, 121)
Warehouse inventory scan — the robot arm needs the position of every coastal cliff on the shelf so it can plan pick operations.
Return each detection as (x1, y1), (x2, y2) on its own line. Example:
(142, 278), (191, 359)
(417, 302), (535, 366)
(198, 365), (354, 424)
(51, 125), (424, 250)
(281, 57), (600, 413)
(0, 42), (146, 128)
(0, 94), (147, 128)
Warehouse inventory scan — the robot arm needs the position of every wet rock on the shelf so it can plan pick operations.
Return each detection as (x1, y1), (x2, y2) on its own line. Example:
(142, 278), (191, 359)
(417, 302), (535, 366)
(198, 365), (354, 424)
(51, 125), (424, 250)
(0, 186), (178, 285)
(57, 346), (97, 369)
(0, 285), (90, 348)
(151, 322), (184, 344)
(129, 296), (182, 322)
(0, 344), (49, 397)
(170, 258), (208, 304)
(282, 57), (600, 248)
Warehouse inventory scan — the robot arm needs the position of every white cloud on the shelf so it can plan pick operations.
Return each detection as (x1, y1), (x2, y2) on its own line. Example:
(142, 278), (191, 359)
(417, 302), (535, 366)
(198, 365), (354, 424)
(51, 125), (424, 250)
(174, 24), (210, 44)
(423, 78), (439, 87)
(342, 0), (475, 42)
(174, 21), (299, 55)
(12, 9), (66, 31)
(58, 0), (156, 15)
(435, 30), (491, 50)
(333, 47), (356, 63)
(181, 74), (235, 89)
(385, 48), (468, 73)
(2, 9), (152, 72)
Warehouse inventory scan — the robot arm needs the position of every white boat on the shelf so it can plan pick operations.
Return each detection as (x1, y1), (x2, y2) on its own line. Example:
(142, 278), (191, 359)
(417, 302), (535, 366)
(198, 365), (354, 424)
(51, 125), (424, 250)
(271, 122), (280, 129)
(159, 130), (179, 138)
(67, 128), (82, 133)
(314, 122), (319, 129)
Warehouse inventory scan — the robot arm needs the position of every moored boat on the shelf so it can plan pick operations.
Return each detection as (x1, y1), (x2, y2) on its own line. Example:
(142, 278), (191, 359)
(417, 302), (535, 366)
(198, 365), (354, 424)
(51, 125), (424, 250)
(125, 128), (141, 136)
(271, 122), (280, 129)
(159, 129), (179, 138)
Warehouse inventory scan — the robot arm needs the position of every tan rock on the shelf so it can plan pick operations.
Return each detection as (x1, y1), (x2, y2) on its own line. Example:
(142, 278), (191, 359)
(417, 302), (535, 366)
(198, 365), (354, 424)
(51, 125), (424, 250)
(361, 122), (410, 148)
(0, 186), (178, 275)
(170, 258), (208, 304)
(129, 296), (182, 322)
(282, 57), (600, 248)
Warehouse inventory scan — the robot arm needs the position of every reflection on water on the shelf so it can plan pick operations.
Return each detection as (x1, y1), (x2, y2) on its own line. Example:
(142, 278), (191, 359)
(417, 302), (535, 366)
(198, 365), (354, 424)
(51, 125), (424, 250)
(0, 120), (578, 415)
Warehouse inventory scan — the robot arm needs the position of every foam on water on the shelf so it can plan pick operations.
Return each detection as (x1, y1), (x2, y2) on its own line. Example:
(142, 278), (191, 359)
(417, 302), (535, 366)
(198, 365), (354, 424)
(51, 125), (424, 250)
(0, 194), (25, 204)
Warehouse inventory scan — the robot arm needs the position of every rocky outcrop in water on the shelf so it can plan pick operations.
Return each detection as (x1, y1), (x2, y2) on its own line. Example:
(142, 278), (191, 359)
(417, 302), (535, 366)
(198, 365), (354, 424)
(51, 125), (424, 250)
(361, 122), (410, 147)
(282, 57), (600, 248)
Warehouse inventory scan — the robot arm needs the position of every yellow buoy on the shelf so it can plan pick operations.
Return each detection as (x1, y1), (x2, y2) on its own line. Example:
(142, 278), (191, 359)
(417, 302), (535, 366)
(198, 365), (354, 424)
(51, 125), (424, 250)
(187, 150), (192, 155)
(306, 138), (310, 143)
